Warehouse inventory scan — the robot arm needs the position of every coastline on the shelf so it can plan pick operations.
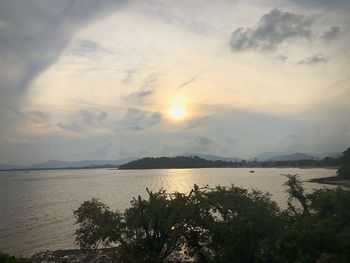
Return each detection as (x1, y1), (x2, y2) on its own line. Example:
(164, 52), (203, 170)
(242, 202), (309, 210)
(29, 248), (192, 263)
(308, 176), (350, 188)
(29, 248), (116, 263)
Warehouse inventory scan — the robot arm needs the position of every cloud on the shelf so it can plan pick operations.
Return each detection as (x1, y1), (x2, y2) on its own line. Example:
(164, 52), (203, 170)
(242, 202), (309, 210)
(178, 76), (197, 90)
(95, 142), (112, 157)
(57, 121), (82, 133)
(230, 9), (313, 51)
(291, 0), (350, 9)
(122, 69), (137, 84)
(124, 74), (158, 102)
(29, 111), (50, 125)
(277, 54), (288, 62)
(321, 26), (341, 42)
(80, 110), (108, 126)
(298, 53), (328, 65)
(0, 0), (127, 121)
(193, 136), (215, 146)
(56, 110), (108, 133)
(225, 136), (238, 145)
(125, 90), (153, 101)
(175, 67), (210, 92)
(115, 108), (162, 131)
(72, 39), (109, 56)
(185, 116), (211, 130)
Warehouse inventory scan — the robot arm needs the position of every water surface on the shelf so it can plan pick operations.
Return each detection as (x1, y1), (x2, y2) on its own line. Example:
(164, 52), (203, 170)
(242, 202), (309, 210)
(0, 167), (337, 256)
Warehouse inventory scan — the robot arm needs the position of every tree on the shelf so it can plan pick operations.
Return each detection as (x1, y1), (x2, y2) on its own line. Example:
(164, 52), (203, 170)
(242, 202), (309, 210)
(74, 189), (195, 262)
(337, 148), (350, 178)
(74, 177), (350, 262)
(74, 198), (123, 249)
(283, 174), (310, 216)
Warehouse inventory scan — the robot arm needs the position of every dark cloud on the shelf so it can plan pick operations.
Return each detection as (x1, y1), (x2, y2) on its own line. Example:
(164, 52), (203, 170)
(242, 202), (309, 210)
(298, 53), (328, 65)
(321, 26), (341, 42)
(230, 9), (313, 51)
(291, 0), (350, 9)
(0, 0), (127, 122)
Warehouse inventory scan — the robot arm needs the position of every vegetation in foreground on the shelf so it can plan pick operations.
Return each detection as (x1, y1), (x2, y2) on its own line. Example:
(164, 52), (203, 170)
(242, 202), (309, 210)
(0, 252), (30, 263)
(337, 148), (350, 179)
(74, 174), (350, 263)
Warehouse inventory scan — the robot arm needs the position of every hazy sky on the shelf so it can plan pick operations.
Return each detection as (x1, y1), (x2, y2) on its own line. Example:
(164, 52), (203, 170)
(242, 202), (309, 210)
(0, 0), (349, 164)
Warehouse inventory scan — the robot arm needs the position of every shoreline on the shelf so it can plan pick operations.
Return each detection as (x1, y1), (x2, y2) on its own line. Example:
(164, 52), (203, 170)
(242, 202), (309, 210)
(29, 248), (192, 263)
(29, 248), (116, 263)
(308, 176), (350, 188)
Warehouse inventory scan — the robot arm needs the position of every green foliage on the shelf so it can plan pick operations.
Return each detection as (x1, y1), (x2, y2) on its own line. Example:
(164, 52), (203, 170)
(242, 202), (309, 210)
(0, 252), (30, 263)
(283, 174), (310, 216)
(185, 185), (281, 262)
(74, 176), (350, 262)
(337, 147), (350, 178)
(74, 198), (123, 249)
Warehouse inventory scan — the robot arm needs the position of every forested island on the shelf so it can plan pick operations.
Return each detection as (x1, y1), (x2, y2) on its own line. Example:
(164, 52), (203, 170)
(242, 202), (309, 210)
(118, 155), (342, 170)
(118, 156), (236, 169)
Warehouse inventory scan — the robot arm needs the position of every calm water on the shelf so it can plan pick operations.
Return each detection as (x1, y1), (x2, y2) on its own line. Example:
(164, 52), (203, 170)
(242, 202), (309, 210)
(0, 167), (337, 257)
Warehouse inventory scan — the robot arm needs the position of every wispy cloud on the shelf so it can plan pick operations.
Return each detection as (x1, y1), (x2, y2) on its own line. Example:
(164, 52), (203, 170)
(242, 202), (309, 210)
(115, 108), (162, 131)
(58, 121), (82, 133)
(184, 116), (211, 131)
(298, 53), (328, 65)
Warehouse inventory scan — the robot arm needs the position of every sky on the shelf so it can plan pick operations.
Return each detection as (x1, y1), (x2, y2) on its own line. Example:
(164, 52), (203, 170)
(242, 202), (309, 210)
(0, 0), (349, 165)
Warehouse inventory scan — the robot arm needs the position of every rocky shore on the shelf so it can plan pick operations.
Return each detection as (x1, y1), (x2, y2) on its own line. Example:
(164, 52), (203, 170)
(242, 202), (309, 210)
(29, 248), (193, 263)
(29, 249), (117, 263)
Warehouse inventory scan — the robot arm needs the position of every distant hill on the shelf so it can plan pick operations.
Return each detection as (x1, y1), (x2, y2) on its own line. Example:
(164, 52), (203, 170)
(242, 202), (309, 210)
(119, 156), (237, 170)
(0, 157), (138, 171)
(256, 151), (342, 161)
(0, 163), (25, 170)
(28, 157), (138, 169)
(181, 153), (242, 162)
(267, 153), (318, 162)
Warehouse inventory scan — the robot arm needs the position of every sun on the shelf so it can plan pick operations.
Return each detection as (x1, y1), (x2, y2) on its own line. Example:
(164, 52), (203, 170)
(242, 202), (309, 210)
(169, 105), (186, 120)
(168, 95), (187, 121)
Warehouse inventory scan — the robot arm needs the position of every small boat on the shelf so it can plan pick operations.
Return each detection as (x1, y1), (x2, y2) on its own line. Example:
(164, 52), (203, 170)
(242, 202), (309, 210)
(249, 170), (255, 173)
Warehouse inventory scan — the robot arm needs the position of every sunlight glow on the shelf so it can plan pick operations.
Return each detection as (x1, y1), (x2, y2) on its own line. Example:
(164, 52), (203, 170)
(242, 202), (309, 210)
(168, 95), (187, 121)
(170, 105), (186, 120)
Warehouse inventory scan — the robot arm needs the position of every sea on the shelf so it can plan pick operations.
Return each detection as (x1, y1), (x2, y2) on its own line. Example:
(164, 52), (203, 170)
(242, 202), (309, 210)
(0, 167), (337, 257)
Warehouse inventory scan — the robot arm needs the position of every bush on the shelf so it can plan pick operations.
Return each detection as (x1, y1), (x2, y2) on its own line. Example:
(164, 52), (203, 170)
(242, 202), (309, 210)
(74, 176), (350, 262)
(0, 252), (30, 263)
